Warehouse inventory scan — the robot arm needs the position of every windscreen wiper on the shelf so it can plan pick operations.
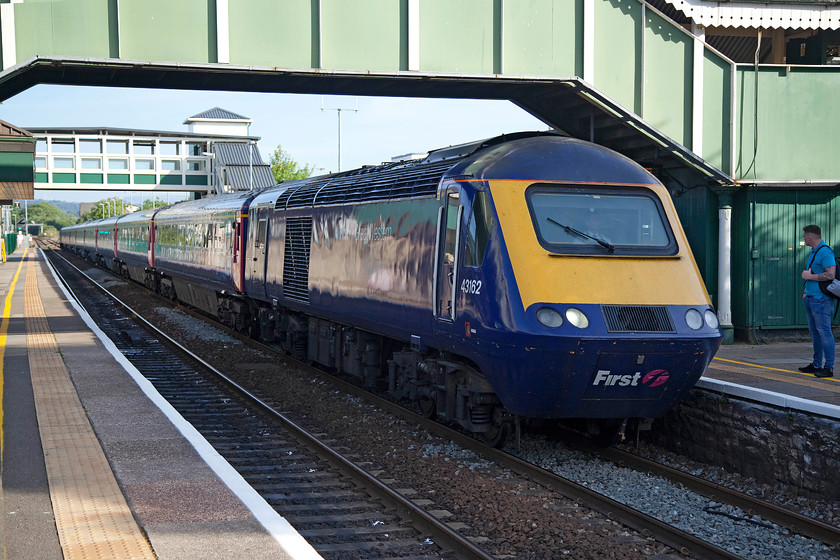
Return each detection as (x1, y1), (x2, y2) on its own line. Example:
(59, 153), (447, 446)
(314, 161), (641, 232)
(547, 217), (615, 253)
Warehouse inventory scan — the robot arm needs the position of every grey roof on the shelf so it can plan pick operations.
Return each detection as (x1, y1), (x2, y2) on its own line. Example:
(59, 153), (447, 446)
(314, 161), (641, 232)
(223, 164), (275, 190)
(212, 141), (274, 190)
(187, 107), (250, 121)
(213, 141), (265, 165)
(25, 127), (259, 141)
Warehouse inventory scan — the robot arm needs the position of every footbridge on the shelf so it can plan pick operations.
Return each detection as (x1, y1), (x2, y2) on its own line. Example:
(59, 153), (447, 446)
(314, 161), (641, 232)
(0, 0), (838, 338)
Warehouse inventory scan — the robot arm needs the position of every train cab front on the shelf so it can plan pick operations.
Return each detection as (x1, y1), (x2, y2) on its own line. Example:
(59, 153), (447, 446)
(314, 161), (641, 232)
(477, 161), (723, 433)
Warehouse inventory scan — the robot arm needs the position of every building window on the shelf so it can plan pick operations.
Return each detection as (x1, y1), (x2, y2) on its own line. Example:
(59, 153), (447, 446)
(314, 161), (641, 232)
(161, 160), (181, 171)
(108, 158), (129, 170)
(79, 139), (102, 154)
(187, 142), (206, 156)
(160, 141), (180, 156)
(107, 140), (129, 154)
(51, 138), (75, 153)
(135, 159), (155, 171)
(35, 139), (47, 153)
(53, 157), (74, 169)
(133, 140), (155, 155)
(81, 158), (102, 170)
(34, 156), (46, 169)
(187, 159), (205, 171)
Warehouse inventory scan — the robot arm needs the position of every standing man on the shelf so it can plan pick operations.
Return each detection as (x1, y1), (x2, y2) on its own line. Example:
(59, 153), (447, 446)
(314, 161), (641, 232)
(799, 224), (836, 378)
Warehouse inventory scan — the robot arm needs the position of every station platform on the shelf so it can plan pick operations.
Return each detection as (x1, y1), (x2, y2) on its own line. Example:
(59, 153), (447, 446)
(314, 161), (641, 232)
(705, 341), (840, 419)
(0, 243), (321, 560)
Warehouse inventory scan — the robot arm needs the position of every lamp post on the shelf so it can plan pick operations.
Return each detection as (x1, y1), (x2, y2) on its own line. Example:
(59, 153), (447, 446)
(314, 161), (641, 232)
(321, 97), (358, 172)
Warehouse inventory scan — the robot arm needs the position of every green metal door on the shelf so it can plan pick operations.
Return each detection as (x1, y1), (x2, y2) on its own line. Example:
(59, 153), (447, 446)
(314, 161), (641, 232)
(750, 190), (839, 329)
(751, 192), (798, 328)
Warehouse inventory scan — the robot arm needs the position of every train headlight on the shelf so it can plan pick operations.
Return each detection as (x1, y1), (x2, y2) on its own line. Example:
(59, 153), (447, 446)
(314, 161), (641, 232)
(704, 309), (720, 329)
(565, 308), (589, 329)
(685, 309), (704, 330)
(536, 307), (564, 328)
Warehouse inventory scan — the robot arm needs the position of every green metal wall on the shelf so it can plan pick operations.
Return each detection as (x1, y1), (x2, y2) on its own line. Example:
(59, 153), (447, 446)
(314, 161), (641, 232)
(0, 7), (830, 168)
(734, 67), (840, 182)
(668, 174), (720, 307)
(733, 189), (840, 332)
(4, 0), (840, 185)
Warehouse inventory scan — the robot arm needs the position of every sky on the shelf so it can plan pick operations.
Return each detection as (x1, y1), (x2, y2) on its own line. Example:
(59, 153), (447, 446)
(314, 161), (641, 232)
(0, 84), (547, 205)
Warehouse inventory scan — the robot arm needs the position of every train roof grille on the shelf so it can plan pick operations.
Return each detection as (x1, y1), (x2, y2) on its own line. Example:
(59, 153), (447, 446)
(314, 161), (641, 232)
(601, 305), (676, 334)
(274, 159), (457, 210)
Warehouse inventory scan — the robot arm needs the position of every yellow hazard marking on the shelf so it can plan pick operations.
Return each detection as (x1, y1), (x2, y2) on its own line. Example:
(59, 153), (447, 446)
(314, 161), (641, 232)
(0, 248), (28, 467)
(712, 356), (839, 383)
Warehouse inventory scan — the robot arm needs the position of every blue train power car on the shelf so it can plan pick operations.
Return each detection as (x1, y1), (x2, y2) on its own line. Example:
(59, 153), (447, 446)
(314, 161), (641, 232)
(61, 132), (722, 445)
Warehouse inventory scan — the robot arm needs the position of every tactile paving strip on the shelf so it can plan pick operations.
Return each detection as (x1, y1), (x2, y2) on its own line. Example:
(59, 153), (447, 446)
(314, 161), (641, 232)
(24, 254), (155, 560)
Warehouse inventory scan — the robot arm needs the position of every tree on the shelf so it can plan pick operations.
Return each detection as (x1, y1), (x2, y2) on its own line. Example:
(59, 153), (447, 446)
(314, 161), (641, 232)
(78, 197), (131, 222)
(11, 202), (75, 233)
(141, 198), (167, 210)
(269, 145), (314, 182)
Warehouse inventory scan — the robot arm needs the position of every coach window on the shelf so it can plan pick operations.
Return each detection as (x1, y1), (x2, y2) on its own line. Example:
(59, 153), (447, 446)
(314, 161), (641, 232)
(255, 219), (267, 249)
(465, 191), (493, 267)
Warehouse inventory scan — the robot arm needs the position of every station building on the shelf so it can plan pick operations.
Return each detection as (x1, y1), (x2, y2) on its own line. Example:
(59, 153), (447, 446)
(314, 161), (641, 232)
(27, 108), (274, 199)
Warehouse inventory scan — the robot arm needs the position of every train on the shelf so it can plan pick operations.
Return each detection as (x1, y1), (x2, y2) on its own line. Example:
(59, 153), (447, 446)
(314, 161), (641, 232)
(60, 132), (723, 446)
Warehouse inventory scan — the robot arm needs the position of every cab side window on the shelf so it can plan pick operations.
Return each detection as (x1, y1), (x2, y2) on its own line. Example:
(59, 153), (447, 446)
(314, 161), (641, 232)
(464, 191), (493, 267)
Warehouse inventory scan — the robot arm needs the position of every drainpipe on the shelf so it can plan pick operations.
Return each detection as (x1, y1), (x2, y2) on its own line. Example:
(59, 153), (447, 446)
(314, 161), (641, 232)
(717, 190), (735, 344)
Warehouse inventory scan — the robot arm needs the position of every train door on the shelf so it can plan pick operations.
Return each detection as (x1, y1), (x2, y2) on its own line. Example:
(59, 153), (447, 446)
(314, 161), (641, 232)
(147, 219), (155, 268)
(232, 210), (246, 293)
(250, 211), (269, 299)
(435, 186), (463, 322)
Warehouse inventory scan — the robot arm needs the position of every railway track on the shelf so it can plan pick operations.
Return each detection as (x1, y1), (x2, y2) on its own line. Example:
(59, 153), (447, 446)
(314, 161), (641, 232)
(41, 239), (839, 559)
(41, 240), (491, 560)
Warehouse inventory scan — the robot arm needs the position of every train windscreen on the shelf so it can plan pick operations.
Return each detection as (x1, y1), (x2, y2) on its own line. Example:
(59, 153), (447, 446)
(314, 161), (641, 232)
(525, 185), (677, 256)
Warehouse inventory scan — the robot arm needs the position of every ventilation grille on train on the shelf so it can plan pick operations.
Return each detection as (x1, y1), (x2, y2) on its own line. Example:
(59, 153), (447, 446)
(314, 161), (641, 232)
(601, 305), (676, 333)
(283, 217), (312, 304)
(274, 159), (458, 210)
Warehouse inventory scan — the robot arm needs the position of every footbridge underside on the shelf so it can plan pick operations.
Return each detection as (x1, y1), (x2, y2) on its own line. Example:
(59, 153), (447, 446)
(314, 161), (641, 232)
(0, 56), (732, 192)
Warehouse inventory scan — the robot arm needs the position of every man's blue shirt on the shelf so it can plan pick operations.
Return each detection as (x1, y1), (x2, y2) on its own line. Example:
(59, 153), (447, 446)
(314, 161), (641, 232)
(805, 241), (836, 299)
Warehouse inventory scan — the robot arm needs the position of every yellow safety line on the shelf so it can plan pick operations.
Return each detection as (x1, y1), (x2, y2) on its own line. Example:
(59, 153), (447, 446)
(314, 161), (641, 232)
(0, 248), (28, 467)
(712, 356), (839, 383)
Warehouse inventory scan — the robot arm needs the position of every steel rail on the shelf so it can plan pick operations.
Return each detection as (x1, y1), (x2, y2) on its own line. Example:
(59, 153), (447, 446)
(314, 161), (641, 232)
(594, 446), (840, 551)
(42, 243), (497, 560)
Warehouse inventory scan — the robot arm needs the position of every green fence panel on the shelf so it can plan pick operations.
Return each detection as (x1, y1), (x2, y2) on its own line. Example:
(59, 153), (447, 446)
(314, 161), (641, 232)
(4, 234), (17, 255)
(702, 50), (731, 173)
(14, 0), (112, 60)
(594, 0), (641, 114)
(229, 0), (314, 68)
(502, 0), (582, 77)
(420, 0), (497, 74)
(643, 8), (692, 148)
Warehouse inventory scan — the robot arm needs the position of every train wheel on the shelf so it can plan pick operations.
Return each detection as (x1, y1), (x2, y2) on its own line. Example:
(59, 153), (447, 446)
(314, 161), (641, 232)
(479, 421), (510, 448)
(417, 397), (436, 419)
